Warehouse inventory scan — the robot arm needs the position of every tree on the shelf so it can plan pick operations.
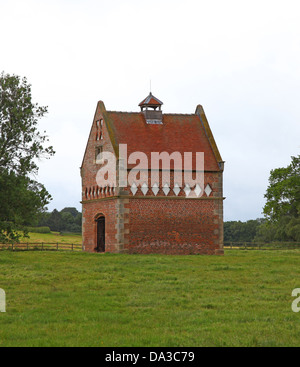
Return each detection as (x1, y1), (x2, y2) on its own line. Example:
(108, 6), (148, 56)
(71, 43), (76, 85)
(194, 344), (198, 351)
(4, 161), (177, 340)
(0, 72), (55, 243)
(60, 207), (79, 218)
(37, 208), (82, 233)
(47, 209), (63, 232)
(0, 171), (51, 242)
(38, 211), (51, 227)
(224, 219), (263, 242)
(0, 72), (54, 175)
(260, 155), (300, 242)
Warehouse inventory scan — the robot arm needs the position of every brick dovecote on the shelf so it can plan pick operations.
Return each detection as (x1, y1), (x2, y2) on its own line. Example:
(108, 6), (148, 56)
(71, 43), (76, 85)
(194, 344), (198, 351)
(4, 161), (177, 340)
(81, 95), (224, 255)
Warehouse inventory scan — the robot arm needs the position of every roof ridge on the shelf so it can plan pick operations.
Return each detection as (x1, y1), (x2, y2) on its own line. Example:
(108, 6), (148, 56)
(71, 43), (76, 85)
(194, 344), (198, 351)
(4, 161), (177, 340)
(107, 111), (195, 116)
(107, 110), (142, 114)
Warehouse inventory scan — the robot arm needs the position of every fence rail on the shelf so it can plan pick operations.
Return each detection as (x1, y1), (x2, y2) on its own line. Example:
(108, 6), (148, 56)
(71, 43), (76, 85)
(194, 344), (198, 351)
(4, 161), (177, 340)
(0, 242), (82, 252)
(224, 241), (300, 250)
(1, 242), (300, 252)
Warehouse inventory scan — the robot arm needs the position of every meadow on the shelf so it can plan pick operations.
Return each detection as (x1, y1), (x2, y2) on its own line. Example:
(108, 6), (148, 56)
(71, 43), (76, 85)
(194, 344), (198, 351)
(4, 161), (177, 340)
(19, 231), (82, 245)
(0, 249), (300, 347)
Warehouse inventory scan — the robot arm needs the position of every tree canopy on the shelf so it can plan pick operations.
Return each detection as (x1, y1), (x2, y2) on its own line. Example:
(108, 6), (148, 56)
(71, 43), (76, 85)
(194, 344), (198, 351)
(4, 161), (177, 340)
(224, 219), (263, 243)
(257, 155), (300, 242)
(263, 155), (300, 222)
(0, 72), (55, 243)
(38, 208), (82, 233)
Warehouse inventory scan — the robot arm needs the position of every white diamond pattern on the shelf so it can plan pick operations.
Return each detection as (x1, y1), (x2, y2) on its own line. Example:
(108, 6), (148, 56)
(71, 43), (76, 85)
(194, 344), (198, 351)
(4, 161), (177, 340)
(173, 183), (180, 196)
(205, 184), (212, 197)
(141, 183), (148, 196)
(151, 183), (159, 196)
(162, 184), (170, 196)
(131, 183), (138, 196)
(194, 184), (202, 197)
(184, 184), (191, 197)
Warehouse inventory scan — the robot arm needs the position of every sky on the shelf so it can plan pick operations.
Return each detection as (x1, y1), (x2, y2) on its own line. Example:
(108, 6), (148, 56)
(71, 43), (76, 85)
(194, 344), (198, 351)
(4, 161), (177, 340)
(1, 0), (299, 221)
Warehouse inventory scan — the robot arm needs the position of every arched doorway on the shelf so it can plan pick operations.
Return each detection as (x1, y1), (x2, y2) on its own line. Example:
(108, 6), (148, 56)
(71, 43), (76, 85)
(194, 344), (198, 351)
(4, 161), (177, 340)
(96, 216), (105, 252)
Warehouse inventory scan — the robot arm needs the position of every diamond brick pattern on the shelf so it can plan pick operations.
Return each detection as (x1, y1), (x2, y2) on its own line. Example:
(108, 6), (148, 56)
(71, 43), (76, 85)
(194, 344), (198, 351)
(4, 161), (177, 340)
(131, 183), (138, 196)
(194, 184), (202, 197)
(173, 183), (181, 196)
(205, 184), (212, 197)
(141, 183), (148, 196)
(151, 183), (159, 196)
(162, 184), (170, 196)
(184, 184), (191, 197)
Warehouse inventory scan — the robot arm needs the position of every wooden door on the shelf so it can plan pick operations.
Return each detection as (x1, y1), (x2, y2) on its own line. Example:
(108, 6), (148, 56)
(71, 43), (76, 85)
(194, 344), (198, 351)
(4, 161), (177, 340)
(96, 217), (105, 252)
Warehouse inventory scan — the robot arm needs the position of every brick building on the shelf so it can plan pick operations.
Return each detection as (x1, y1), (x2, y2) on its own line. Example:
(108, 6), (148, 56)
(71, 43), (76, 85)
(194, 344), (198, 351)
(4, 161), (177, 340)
(81, 93), (225, 255)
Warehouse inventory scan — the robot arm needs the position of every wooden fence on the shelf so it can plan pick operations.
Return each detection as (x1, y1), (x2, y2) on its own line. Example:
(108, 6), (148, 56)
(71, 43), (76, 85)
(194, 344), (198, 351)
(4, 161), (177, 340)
(1, 241), (300, 252)
(0, 242), (82, 252)
(224, 241), (300, 250)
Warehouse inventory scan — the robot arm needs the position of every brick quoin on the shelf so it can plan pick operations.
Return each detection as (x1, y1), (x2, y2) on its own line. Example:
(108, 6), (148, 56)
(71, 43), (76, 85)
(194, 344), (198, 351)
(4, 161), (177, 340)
(81, 93), (225, 255)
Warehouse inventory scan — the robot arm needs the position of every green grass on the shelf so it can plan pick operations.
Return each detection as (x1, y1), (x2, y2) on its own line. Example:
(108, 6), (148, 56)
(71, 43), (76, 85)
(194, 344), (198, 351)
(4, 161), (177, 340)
(0, 250), (300, 347)
(19, 231), (82, 245)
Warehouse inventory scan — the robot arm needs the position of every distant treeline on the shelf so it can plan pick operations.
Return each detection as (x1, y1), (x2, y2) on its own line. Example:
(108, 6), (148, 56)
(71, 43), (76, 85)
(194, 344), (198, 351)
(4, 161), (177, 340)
(224, 218), (300, 243)
(224, 219), (263, 243)
(37, 207), (82, 233)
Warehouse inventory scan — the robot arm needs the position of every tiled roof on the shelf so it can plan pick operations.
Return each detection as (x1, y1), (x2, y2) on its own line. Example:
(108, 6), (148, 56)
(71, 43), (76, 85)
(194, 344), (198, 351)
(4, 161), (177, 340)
(105, 111), (221, 171)
(139, 93), (163, 107)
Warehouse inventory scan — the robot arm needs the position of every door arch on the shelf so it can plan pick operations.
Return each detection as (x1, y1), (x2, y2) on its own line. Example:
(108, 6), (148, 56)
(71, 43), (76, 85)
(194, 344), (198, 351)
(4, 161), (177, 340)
(96, 215), (105, 253)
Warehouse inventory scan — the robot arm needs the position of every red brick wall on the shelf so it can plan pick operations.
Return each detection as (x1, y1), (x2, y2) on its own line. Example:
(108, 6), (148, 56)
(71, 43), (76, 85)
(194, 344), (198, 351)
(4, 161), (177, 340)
(81, 102), (119, 253)
(81, 103), (115, 203)
(82, 199), (118, 253)
(125, 198), (222, 255)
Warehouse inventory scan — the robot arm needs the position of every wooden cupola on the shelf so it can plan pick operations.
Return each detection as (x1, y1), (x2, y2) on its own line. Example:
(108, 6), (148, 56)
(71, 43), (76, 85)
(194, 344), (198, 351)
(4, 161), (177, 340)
(139, 92), (163, 124)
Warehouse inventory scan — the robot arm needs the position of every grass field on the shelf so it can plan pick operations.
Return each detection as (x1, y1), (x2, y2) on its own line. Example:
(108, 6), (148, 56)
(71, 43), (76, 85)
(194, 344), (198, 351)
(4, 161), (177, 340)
(19, 231), (82, 245)
(0, 249), (300, 347)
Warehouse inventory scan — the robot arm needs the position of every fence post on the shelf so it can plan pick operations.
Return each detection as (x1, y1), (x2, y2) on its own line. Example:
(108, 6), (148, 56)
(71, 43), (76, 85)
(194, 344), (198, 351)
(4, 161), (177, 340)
(27, 242), (29, 251)
(12, 243), (14, 251)
(72, 243), (74, 251)
(42, 242), (44, 251)
(230, 242), (233, 249)
(57, 243), (59, 251)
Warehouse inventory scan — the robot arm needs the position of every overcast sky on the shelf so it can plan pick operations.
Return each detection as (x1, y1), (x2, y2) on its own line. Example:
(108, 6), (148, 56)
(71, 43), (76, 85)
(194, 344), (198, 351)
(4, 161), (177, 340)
(1, 0), (299, 221)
